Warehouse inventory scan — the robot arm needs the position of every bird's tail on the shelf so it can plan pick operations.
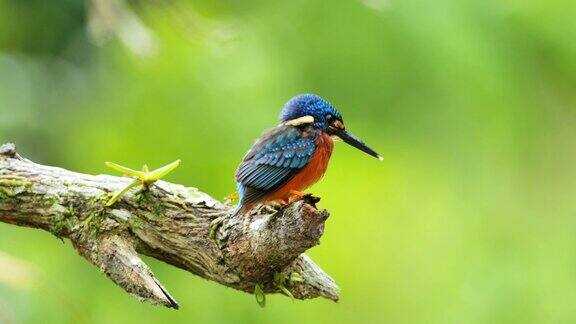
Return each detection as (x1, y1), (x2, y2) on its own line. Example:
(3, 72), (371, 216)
(230, 184), (248, 218)
(230, 203), (244, 218)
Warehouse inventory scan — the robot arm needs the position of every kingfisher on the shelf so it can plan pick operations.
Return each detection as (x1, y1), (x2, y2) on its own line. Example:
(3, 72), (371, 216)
(232, 94), (382, 216)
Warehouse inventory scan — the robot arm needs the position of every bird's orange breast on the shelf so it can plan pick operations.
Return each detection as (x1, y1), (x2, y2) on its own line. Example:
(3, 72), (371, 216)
(266, 132), (334, 201)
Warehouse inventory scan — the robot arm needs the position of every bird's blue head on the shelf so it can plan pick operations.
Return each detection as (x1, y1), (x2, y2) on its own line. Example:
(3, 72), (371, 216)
(279, 94), (383, 160)
(280, 94), (342, 130)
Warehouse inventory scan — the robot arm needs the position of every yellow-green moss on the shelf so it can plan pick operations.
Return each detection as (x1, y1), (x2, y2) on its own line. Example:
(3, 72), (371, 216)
(0, 177), (32, 198)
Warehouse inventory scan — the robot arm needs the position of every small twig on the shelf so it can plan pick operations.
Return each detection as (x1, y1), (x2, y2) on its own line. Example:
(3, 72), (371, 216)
(104, 160), (180, 206)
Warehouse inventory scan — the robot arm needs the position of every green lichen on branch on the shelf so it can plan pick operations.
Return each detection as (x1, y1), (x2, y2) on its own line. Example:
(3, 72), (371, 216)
(44, 192), (110, 240)
(48, 205), (76, 239)
(0, 176), (32, 199)
(135, 189), (165, 217)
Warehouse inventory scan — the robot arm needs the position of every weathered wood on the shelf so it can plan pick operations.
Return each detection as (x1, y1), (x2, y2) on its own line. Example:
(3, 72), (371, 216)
(0, 143), (339, 309)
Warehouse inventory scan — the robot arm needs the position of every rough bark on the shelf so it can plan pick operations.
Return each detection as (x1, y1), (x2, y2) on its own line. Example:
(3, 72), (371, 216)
(0, 143), (339, 309)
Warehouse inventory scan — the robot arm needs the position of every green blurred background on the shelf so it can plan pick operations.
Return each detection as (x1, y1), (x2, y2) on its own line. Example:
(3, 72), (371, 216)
(1, 0), (575, 323)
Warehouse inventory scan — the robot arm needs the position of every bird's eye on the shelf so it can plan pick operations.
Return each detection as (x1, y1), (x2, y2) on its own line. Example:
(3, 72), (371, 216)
(326, 114), (333, 121)
(332, 119), (345, 130)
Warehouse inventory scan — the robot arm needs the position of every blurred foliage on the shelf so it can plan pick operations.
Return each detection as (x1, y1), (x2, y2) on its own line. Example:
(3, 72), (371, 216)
(1, 0), (576, 323)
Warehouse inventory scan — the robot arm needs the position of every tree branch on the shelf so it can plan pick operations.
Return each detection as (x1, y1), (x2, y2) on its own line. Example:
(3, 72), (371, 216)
(0, 143), (339, 309)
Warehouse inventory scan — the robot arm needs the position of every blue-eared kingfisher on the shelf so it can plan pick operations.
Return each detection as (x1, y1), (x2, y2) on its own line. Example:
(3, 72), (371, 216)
(232, 94), (382, 216)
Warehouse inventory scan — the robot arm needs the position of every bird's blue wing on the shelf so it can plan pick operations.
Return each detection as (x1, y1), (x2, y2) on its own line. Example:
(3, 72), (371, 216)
(236, 125), (318, 205)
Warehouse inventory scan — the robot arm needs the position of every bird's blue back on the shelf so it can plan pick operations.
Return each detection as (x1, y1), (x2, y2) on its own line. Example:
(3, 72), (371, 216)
(235, 125), (320, 208)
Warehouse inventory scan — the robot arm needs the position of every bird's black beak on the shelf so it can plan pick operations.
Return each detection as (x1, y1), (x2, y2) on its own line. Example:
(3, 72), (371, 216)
(333, 128), (383, 160)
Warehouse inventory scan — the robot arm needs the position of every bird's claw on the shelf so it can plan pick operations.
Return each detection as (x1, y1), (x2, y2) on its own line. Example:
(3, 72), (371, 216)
(280, 192), (321, 208)
(289, 190), (306, 198)
(301, 193), (321, 206)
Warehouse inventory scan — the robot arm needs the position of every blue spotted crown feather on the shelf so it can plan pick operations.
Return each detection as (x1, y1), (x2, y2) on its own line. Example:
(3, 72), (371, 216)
(280, 94), (342, 128)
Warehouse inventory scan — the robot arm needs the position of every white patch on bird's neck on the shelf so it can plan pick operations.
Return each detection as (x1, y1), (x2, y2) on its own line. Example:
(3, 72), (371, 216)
(283, 115), (314, 126)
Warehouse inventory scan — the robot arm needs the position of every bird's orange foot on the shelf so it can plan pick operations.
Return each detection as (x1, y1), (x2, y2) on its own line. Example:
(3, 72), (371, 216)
(290, 192), (321, 208)
(272, 198), (294, 210)
(278, 191), (320, 209)
(278, 192), (303, 207)
(289, 190), (305, 197)
(288, 190), (307, 202)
